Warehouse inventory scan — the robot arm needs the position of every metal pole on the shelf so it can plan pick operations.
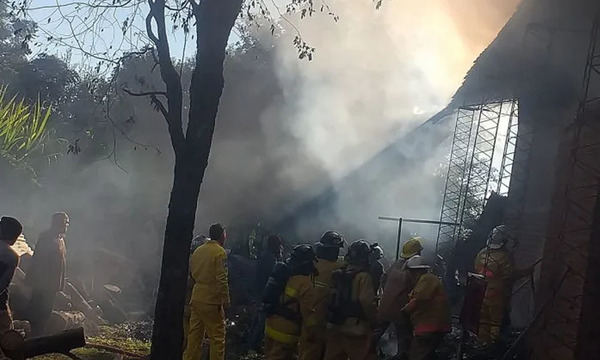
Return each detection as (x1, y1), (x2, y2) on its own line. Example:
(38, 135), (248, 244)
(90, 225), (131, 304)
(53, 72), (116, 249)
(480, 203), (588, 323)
(378, 216), (458, 226)
(395, 218), (403, 261)
(378, 216), (458, 260)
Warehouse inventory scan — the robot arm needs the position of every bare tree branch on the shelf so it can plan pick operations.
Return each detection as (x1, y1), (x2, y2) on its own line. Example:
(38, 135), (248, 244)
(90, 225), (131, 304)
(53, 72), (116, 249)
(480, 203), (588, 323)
(144, 0), (185, 155)
(122, 88), (168, 97)
(145, 1), (160, 46)
(150, 94), (169, 120)
(188, 0), (199, 11)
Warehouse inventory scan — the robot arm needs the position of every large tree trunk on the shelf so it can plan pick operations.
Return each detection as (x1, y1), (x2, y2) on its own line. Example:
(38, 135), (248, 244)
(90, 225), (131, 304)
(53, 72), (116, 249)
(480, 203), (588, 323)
(150, 166), (202, 360)
(149, 0), (242, 359)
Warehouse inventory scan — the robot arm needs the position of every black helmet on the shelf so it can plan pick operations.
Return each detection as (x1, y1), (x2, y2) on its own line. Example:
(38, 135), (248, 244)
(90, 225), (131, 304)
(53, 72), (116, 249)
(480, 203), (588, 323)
(345, 240), (371, 266)
(190, 235), (206, 253)
(288, 244), (317, 268)
(318, 231), (345, 248)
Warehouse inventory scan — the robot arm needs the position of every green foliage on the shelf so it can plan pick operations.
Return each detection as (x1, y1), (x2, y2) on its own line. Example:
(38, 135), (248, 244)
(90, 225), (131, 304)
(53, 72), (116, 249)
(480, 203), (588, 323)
(0, 86), (51, 161)
(87, 325), (152, 355)
(35, 325), (151, 360)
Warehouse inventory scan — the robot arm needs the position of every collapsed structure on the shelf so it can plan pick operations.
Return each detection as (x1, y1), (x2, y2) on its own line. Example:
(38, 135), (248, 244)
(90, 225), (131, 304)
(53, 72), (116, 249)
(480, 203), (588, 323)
(437, 0), (600, 358)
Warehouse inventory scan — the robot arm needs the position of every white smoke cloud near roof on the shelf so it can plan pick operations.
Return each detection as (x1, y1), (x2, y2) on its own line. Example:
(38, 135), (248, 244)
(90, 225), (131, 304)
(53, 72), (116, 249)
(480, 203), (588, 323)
(270, 0), (521, 179)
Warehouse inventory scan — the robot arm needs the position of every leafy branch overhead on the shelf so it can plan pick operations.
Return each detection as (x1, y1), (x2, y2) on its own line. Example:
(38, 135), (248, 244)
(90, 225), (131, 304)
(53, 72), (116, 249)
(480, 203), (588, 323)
(0, 87), (52, 160)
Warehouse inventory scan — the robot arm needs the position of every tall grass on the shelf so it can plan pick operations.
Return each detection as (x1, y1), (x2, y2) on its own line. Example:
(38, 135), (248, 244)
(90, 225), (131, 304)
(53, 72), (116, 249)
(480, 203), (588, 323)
(0, 86), (52, 161)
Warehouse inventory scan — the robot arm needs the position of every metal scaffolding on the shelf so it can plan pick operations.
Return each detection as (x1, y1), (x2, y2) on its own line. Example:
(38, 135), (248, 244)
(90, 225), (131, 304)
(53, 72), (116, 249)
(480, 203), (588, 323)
(436, 100), (519, 256)
(460, 102), (504, 226)
(497, 101), (519, 196)
(533, 12), (600, 360)
(435, 107), (477, 254)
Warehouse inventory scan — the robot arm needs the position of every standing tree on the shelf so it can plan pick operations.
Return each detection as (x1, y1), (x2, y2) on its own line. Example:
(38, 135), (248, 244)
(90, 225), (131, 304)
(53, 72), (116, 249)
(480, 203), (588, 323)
(17, 0), (378, 358)
(142, 1), (242, 358)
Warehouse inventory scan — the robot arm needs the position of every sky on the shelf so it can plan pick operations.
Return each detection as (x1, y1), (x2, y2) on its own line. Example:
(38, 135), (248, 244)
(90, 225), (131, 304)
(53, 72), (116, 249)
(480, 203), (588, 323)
(25, 0), (196, 71)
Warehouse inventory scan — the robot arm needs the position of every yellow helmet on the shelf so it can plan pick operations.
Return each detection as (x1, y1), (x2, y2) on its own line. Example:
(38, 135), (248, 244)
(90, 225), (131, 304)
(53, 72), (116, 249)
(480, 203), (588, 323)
(400, 237), (423, 259)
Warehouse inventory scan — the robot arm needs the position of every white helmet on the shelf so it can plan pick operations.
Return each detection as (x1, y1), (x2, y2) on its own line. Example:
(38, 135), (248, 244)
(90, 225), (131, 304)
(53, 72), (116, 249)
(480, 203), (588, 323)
(487, 225), (508, 249)
(406, 255), (431, 269)
(370, 244), (384, 260)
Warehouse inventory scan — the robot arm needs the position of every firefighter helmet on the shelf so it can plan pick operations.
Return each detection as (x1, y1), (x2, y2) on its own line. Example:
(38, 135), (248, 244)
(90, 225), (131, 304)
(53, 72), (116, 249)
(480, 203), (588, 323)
(318, 231), (345, 248)
(288, 244), (317, 268)
(400, 237), (423, 259)
(487, 225), (508, 249)
(345, 240), (371, 265)
(406, 255), (430, 269)
(190, 235), (206, 253)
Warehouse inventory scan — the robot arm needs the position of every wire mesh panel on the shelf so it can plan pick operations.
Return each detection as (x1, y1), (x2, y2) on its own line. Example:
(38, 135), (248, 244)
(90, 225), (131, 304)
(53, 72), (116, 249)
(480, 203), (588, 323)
(436, 101), (520, 256)
(458, 102), (504, 230)
(435, 107), (477, 255)
(497, 101), (519, 196)
(499, 100), (531, 254)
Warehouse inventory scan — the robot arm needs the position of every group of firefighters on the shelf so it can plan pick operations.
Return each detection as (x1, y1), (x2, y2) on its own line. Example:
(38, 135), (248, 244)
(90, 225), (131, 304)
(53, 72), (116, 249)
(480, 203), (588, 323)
(182, 223), (533, 360)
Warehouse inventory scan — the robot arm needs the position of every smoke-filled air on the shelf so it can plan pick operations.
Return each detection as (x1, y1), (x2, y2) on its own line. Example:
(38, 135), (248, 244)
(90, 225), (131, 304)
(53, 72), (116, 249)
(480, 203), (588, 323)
(0, 0), (542, 358)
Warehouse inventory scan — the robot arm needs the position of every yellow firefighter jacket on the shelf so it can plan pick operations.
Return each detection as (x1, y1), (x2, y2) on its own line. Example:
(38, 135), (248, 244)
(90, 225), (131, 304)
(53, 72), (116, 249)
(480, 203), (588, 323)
(265, 275), (317, 344)
(329, 265), (378, 336)
(189, 240), (230, 305)
(378, 258), (412, 323)
(474, 247), (529, 304)
(403, 273), (451, 336)
(313, 259), (345, 326)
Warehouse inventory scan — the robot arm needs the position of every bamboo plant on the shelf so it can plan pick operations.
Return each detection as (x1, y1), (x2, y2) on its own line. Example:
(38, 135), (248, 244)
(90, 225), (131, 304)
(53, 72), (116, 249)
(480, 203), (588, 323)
(0, 86), (52, 163)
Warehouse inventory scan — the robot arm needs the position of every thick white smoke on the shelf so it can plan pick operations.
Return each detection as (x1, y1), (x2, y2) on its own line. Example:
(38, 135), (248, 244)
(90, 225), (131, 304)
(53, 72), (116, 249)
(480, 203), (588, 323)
(271, 0), (521, 178)
(0, 0), (523, 285)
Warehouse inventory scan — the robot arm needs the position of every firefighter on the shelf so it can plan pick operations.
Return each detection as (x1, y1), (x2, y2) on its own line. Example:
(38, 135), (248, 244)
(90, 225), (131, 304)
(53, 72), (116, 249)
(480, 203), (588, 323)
(324, 240), (378, 360)
(402, 255), (451, 360)
(183, 225), (230, 360)
(369, 243), (384, 295)
(256, 235), (285, 295)
(474, 225), (533, 346)
(300, 231), (346, 360)
(183, 235), (206, 350)
(264, 245), (318, 360)
(245, 235), (284, 353)
(377, 237), (423, 359)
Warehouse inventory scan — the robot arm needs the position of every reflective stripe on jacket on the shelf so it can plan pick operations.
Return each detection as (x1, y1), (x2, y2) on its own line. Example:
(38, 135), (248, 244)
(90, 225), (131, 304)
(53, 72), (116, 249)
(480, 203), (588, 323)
(404, 273), (451, 336)
(265, 275), (316, 344)
(190, 240), (230, 305)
